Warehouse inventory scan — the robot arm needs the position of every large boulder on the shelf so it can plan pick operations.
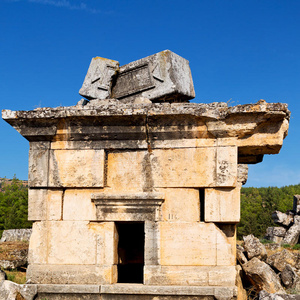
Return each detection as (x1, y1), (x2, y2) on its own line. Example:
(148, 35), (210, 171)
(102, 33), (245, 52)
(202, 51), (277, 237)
(0, 281), (37, 300)
(0, 229), (32, 243)
(243, 234), (267, 260)
(281, 264), (300, 292)
(265, 227), (287, 244)
(283, 224), (300, 245)
(272, 211), (294, 227)
(266, 249), (298, 272)
(243, 257), (286, 294)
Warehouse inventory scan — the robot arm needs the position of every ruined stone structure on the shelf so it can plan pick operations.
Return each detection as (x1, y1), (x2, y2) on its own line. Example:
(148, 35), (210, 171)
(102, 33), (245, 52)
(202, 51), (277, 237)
(2, 51), (290, 299)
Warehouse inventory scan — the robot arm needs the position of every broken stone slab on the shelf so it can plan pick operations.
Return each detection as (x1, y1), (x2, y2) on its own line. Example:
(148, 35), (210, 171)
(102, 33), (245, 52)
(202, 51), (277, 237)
(79, 50), (195, 103)
(0, 281), (37, 300)
(266, 249), (298, 272)
(283, 224), (300, 245)
(272, 211), (294, 227)
(281, 264), (300, 291)
(79, 57), (119, 100)
(236, 244), (248, 265)
(243, 257), (286, 294)
(293, 195), (300, 214)
(259, 290), (300, 300)
(243, 234), (267, 260)
(265, 227), (287, 244)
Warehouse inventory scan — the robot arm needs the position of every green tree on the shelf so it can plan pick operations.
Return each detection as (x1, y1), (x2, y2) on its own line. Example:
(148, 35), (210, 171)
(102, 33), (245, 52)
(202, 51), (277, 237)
(0, 176), (32, 236)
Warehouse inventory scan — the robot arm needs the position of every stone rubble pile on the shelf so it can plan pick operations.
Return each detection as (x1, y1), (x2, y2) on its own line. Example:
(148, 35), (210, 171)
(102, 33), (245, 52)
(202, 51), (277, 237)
(266, 195), (300, 246)
(238, 234), (300, 297)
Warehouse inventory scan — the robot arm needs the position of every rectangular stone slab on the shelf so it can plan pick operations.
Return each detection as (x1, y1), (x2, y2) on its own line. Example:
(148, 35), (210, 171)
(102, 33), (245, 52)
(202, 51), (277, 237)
(111, 50), (195, 103)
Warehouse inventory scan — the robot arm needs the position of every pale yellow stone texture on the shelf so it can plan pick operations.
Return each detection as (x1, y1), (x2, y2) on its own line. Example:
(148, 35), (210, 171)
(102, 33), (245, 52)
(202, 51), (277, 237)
(160, 188), (200, 222)
(205, 187), (240, 223)
(216, 146), (237, 187)
(28, 149), (49, 187)
(28, 221), (47, 264)
(63, 189), (103, 221)
(159, 223), (235, 266)
(88, 222), (118, 265)
(144, 266), (236, 286)
(48, 149), (105, 188)
(48, 221), (97, 265)
(216, 225), (236, 266)
(28, 189), (47, 221)
(47, 190), (63, 221)
(107, 148), (235, 191)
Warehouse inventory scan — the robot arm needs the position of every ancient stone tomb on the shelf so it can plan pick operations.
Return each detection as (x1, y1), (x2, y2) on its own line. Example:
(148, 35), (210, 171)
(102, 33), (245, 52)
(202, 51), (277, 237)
(2, 50), (290, 299)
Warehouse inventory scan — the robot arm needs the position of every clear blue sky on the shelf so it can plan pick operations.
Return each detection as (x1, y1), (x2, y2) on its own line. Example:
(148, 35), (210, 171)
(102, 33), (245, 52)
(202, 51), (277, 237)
(0, 0), (299, 187)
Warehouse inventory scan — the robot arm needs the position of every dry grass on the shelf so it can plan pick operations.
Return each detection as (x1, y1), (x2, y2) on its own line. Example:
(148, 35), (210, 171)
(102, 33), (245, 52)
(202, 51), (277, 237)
(5, 269), (27, 284)
(0, 241), (29, 261)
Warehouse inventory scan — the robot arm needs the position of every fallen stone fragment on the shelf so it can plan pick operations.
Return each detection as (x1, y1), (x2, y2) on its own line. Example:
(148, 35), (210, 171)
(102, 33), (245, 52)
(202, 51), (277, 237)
(266, 249), (298, 272)
(236, 265), (247, 300)
(259, 290), (300, 300)
(265, 227), (287, 244)
(0, 270), (6, 282)
(293, 195), (300, 214)
(281, 264), (300, 291)
(283, 224), (300, 245)
(0, 281), (37, 300)
(79, 57), (119, 100)
(243, 234), (267, 260)
(272, 211), (294, 227)
(0, 242), (28, 270)
(243, 257), (286, 294)
(0, 229), (32, 243)
(236, 244), (248, 265)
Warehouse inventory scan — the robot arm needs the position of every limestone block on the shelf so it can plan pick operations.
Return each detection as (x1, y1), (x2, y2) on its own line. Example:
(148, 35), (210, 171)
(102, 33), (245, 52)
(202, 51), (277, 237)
(111, 50), (195, 103)
(79, 57), (119, 100)
(144, 221), (160, 265)
(28, 189), (47, 221)
(293, 195), (300, 214)
(27, 264), (117, 284)
(47, 190), (63, 220)
(28, 221), (48, 264)
(28, 149), (49, 187)
(205, 188), (240, 223)
(63, 189), (102, 221)
(216, 146), (237, 187)
(159, 222), (217, 266)
(216, 225), (236, 266)
(107, 148), (227, 191)
(243, 234), (267, 261)
(48, 149), (105, 188)
(88, 222), (118, 265)
(144, 265), (236, 286)
(47, 221), (97, 265)
(161, 188), (200, 222)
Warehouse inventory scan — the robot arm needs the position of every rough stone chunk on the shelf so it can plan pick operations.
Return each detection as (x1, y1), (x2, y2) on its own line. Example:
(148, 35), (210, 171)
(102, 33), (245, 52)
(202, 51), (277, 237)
(243, 234), (267, 260)
(259, 290), (299, 300)
(265, 227), (287, 244)
(283, 224), (300, 245)
(237, 164), (248, 185)
(111, 50), (195, 103)
(0, 229), (32, 243)
(272, 211), (294, 227)
(281, 264), (300, 291)
(236, 244), (248, 265)
(79, 57), (119, 100)
(266, 249), (298, 272)
(242, 257), (286, 294)
(293, 195), (300, 214)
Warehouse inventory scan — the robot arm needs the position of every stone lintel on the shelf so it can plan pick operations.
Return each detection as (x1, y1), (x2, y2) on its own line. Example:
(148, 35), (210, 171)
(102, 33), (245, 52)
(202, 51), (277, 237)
(91, 193), (164, 222)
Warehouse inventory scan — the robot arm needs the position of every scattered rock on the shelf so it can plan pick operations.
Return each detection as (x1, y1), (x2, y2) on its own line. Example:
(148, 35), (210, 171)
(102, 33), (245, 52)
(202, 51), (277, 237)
(236, 244), (248, 264)
(293, 195), (300, 214)
(243, 234), (267, 260)
(259, 290), (300, 300)
(272, 211), (294, 227)
(266, 227), (287, 244)
(0, 242), (29, 270)
(283, 224), (300, 245)
(243, 257), (286, 294)
(281, 264), (300, 290)
(267, 249), (298, 272)
(0, 229), (32, 243)
(0, 270), (6, 282)
(0, 281), (37, 300)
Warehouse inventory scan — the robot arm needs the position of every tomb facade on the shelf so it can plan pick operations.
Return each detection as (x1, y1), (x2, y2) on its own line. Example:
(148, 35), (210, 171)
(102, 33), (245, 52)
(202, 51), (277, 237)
(2, 51), (290, 299)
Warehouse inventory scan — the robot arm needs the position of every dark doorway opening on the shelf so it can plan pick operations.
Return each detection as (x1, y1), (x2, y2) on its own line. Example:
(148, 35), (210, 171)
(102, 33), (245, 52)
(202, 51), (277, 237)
(116, 222), (144, 283)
